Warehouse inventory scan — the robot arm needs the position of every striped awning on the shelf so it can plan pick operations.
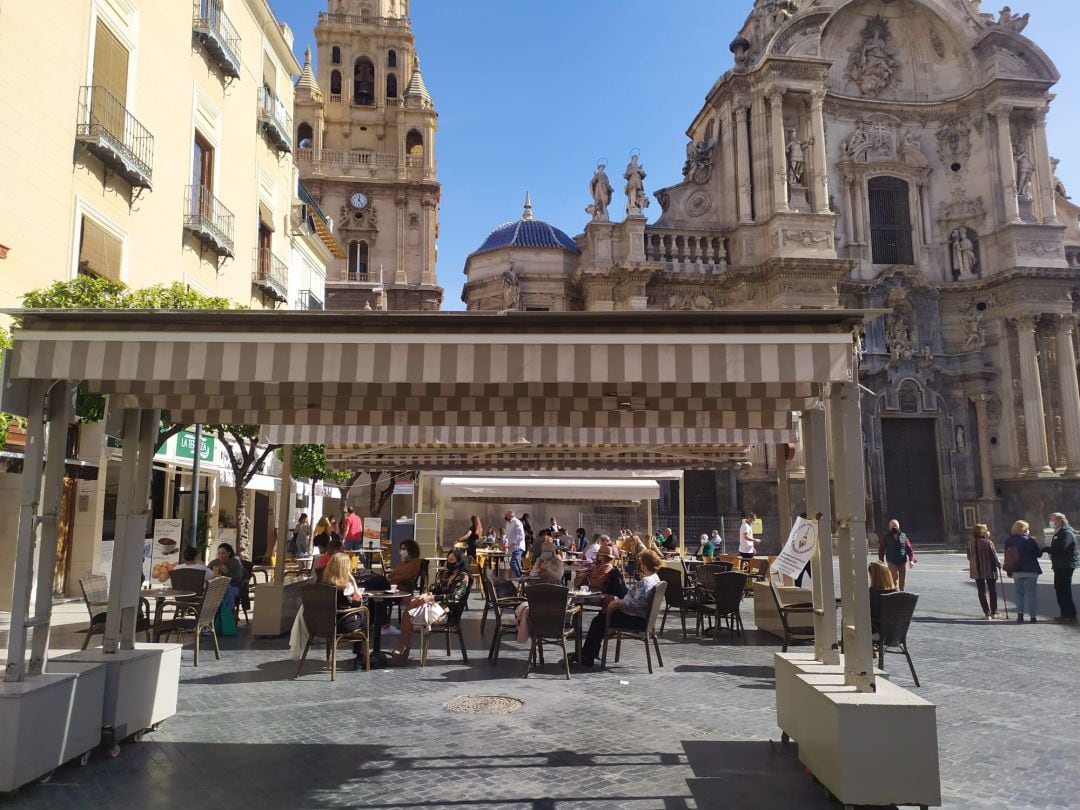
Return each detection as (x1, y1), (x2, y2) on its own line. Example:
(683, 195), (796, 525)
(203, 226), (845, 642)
(7, 309), (871, 472)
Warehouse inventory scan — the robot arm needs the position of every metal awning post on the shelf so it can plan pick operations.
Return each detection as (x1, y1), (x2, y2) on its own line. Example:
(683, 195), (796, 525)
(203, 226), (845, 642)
(275, 445), (292, 584)
(802, 405), (839, 665)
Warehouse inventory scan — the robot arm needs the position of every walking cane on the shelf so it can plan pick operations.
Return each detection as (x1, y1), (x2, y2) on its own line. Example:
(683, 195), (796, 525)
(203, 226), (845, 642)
(996, 562), (1009, 619)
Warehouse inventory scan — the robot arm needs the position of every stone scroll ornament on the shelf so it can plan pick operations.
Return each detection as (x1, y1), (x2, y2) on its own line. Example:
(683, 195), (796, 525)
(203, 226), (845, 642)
(845, 15), (901, 97)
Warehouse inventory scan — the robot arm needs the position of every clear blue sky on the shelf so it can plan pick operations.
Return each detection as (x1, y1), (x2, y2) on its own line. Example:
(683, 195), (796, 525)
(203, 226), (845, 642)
(274, 1), (1080, 310)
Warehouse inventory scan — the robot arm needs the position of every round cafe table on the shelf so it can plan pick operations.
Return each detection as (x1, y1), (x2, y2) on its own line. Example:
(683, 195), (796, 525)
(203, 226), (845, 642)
(143, 588), (197, 627)
(362, 590), (413, 660)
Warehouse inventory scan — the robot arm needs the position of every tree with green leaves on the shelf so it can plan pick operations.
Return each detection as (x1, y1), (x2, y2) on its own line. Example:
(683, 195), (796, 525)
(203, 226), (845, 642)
(215, 425), (281, 560)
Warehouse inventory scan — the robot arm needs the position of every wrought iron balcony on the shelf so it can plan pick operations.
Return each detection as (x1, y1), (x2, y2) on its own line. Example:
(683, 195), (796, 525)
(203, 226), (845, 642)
(257, 86), (292, 153)
(252, 248), (289, 302)
(192, 0), (242, 79)
(297, 290), (323, 310)
(75, 85), (154, 190)
(184, 185), (235, 258)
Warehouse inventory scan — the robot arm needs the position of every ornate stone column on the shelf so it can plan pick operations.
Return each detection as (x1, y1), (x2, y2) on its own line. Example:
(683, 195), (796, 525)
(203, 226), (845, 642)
(768, 89), (790, 213)
(1054, 314), (1080, 474)
(735, 100), (753, 223)
(809, 89), (830, 214)
(971, 393), (995, 499)
(1032, 108), (1057, 224)
(751, 94), (768, 219)
(994, 105), (1022, 223)
(1011, 314), (1054, 475)
(841, 175), (855, 245)
(720, 101), (736, 223)
(421, 197), (436, 285)
(919, 181), (934, 245)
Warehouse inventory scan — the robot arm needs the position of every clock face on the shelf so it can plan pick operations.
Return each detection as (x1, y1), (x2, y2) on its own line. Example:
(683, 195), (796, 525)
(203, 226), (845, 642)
(350, 192), (368, 209)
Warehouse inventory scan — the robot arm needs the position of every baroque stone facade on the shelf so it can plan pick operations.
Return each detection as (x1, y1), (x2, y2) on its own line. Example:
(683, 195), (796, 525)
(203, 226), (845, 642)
(294, 0), (442, 311)
(462, 0), (1080, 544)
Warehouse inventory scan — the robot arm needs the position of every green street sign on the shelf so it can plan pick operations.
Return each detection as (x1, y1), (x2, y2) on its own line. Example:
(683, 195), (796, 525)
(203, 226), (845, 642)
(176, 430), (215, 462)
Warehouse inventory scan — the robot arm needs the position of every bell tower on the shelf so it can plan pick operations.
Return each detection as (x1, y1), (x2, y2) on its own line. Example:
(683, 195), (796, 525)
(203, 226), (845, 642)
(294, 0), (441, 311)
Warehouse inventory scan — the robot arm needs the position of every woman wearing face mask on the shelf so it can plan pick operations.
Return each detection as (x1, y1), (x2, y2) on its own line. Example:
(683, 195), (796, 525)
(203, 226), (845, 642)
(390, 549), (470, 666)
(530, 540), (564, 584)
(387, 539), (422, 590)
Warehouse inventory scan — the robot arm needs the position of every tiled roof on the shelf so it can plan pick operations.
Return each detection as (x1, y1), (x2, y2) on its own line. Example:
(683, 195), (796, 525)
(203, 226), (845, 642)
(472, 219), (580, 256)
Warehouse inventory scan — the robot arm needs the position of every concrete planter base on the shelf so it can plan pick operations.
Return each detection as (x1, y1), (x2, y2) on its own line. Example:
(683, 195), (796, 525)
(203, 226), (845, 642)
(253, 581), (305, 637)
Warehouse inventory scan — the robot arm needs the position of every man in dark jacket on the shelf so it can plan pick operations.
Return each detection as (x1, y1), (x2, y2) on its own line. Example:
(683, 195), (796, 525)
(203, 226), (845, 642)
(878, 519), (916, 591)
(1045, 512), (1079, 623)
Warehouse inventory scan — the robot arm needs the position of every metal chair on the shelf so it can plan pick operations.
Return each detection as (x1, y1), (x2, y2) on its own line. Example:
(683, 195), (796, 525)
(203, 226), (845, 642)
(237, 560), (256, 624)
(697, 571), (748, 640)
(78, 575), (151, 650)
(295, 583), (371, 680)
(601, 580), (668, 674)
(874, 590), (920, 686)
(768, 574), (815, 652)
(522, 584), (580, 680)
(153, 576), (230, 666)
(657, 566), (698, 639)
(420, 576), (473, 666)
(418, 558), (431, 592)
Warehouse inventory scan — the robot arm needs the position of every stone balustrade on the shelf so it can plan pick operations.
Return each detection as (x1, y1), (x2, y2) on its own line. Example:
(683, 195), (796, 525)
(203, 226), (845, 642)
(645, 229), (729, 274)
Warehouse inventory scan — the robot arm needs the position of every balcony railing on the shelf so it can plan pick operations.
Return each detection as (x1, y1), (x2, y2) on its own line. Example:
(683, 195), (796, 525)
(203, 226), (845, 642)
(297, 289), (323, 310)
(192, 0), (242, 79)
(75, 85), (154, 190)
(328, 93), (343, 104)
(295, 148), (435, 180)
(346, 270), (370, 283)
(318, 13), (410, 29)
(257, 86), (292, 153)
(645, 229), (729, 274)
(183, 185), (235, 257)
(252, 248), (289, 302)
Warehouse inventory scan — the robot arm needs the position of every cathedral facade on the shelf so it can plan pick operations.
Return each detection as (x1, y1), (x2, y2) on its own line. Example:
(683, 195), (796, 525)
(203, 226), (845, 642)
(294, 0), (442, 311)
(462, 0), (1080, 544)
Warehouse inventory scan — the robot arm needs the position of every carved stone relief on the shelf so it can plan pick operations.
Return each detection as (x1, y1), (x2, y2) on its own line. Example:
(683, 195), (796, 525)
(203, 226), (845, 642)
(938, 193), (986, 224)
(960, 305), (986, 351)
(1016, 240), (1063, 259)
(686, 190), (713, 218)
(936, 119), (972, 165)
(845, 16), (901, 97)
(783, 229), (832, 248)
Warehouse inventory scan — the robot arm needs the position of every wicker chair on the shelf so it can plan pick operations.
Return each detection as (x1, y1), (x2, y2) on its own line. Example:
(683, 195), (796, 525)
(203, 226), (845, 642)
(697, 571), (748, 640)
(522, 584), (580, 680)
(420, 576), (473, 666)
(153, 576), (230, 666)
(295, 583), (371, 680)
(875, 591), (920, 686)
(479, 566), (523, 634)
(768, 574), (815, 652)
(79, 575), (152, 650)
(601, 580), (668, 674)
(657, 566), (698, 639)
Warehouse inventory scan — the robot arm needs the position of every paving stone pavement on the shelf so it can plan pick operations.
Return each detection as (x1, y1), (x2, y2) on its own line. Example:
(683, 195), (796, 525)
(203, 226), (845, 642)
(2, 554), (1078, 810)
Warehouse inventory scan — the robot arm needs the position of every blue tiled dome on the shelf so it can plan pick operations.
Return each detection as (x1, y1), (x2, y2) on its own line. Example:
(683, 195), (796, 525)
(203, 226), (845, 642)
(472, 217), (580, 257)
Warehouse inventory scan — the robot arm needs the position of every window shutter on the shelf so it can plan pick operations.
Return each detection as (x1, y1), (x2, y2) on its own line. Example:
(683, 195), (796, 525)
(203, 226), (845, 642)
(79, 216), (122, 281)
(93, 21), (129, 106)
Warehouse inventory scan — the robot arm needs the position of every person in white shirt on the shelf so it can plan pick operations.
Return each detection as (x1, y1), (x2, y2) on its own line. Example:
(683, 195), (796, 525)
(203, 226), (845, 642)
(739, 513), (759, 560)
(503, 510), (526, 576)
(583, 534), (602, 563)
(171, 547), (214, 583)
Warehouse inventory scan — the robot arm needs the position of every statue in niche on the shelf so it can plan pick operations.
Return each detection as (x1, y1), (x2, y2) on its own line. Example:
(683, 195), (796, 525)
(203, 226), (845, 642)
(683, 139), (715, 185)
(785, 129), (809, 186)
(949, 228), (980, 279)
(841, 121), (872, 162)
(1015, 145), (1035, 200)
(1052, 157), (1070, 199)
(845, 16), (901, 97)
(898, 130), (928, 167)
(997, 6), (1030, 33)
(623, 154), (649, 217)
(502, 260), (520, 310)
(956, 425), (967, 453)
(920, 345), (935, 370)
(885, 313), (915, 367)
(586, 162), (613, 222)
(961, 307), (986, 352)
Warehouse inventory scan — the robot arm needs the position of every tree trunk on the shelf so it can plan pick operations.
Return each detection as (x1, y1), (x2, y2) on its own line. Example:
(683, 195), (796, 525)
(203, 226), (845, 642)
(235, 485), (251, 560)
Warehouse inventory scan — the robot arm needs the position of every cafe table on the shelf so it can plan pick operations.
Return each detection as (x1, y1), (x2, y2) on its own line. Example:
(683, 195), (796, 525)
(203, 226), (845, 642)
(362, 590), (413, 663)
(142, 587), (197, 628)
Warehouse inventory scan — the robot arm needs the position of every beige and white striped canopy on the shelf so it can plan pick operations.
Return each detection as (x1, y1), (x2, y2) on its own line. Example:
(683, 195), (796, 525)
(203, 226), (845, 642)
(8, 309), (871, 472)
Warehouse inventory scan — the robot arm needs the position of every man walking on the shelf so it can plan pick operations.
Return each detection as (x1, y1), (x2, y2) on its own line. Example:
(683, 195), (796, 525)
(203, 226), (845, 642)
(343, 507), (363, 551)
(879, 519), (916, 591)
(504, 509), (526, 576)
(739, 513), (759, 560)
(1045, 512), (1079, 623)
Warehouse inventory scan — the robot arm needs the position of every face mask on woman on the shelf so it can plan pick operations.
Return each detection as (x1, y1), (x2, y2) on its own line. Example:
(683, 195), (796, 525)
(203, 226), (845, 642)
(400, 548), (410, 561)
(541, 550), (554, 560)
(445, 559), (457, 571)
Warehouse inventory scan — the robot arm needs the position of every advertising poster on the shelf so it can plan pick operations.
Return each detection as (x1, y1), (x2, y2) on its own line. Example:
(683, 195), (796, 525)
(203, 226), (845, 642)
(151, 518), (183, 583)
(362, 517), (382, 549)
(773, 516), (818, 580)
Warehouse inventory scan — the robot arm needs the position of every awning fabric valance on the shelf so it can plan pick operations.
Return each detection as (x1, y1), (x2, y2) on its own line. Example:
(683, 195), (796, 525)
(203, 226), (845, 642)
(439, 476), (661, 502)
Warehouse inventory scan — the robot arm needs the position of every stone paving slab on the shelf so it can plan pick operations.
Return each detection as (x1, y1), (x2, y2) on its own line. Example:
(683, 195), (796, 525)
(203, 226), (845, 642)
(2, 554), (1079, 809)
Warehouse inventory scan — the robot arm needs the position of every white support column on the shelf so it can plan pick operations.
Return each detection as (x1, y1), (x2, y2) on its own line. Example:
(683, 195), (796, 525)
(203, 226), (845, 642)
(438, 492), (445, 551)
(678, 471), (686, 556)
(1011, 314), (1054, 475)
(802, 406), (839, 664)
(416, 471), (425, 516)
(646, 497), (653, 540)
(829, 382), (875, 692)
(28, 381), (76, 675)
(274, 445), (293, 584)
(735, 101), (753, 223)
(994, 105), (1022, 223)
(775, 443), (792, 541)
(4, 379), (49, 682)
(809, 89), (830, 214)
(1054, 314), (1080, 475)
(768, 88), (789, 213)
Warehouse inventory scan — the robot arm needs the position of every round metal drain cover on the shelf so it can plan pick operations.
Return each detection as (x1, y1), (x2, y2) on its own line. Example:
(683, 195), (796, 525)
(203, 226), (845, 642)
(445, 695), (523, 715)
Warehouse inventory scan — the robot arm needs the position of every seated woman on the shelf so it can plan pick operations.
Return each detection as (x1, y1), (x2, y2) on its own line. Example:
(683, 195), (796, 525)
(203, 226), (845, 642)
(210, 542), (245, 611)
(390, 549), (470, 666)
(575, 549), (663, 667)
(530, 539), (565, 584)
(867, 560), (897, 633)
(574, 545), (627, 596)
(321, 552), (368, 662)
(316, 539), (344, 570)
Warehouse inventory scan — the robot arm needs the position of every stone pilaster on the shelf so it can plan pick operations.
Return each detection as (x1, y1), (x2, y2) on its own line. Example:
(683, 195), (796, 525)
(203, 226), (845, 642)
(994, 106), (1022, 224)
(1011, 314), (1054, 475)
(767, 88), (789, 213)
(1054, 314), (1080, 474)
(735, 100), (753, 223)
(1032, 108), (1057, 224)
(971, 393), (995, 499)
(809, 90), (830, 214)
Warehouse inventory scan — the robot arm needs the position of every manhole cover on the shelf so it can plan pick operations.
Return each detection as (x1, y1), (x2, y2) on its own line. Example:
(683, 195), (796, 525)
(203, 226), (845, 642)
(445, 695), (524, 715)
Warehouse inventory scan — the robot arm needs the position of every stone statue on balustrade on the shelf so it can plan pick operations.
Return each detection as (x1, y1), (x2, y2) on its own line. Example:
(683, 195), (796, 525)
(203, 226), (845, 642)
(502, 260), (520, 311)
(683, 139), (715, 185)
(997, 6), (1030, 33)
(624, 154), (650, 218)
(586, 163), (614, 222)
(1015, 145), (1035, 200)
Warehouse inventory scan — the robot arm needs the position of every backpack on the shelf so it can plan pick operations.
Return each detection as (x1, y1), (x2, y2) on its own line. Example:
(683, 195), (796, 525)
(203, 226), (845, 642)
(1003, 544), (1021, 576)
